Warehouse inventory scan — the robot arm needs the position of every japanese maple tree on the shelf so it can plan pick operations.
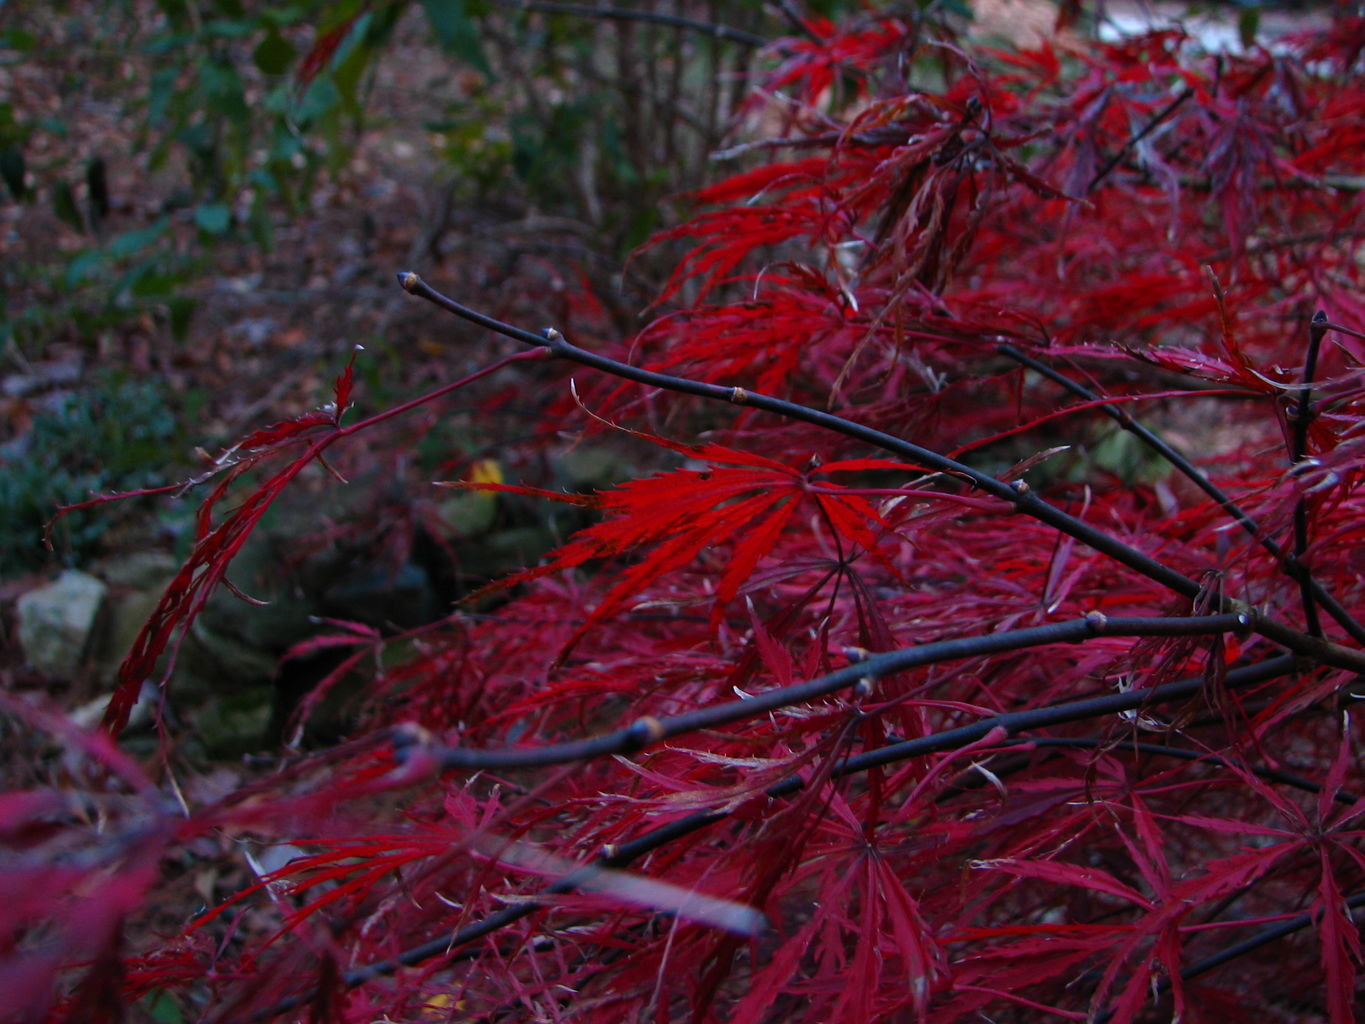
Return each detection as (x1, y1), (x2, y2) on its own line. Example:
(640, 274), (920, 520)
(12, 7), (1365, 1024)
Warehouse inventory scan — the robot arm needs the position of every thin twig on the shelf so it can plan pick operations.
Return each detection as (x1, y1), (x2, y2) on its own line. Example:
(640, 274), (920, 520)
(1290, 310), (1329, 638)
(998, 343), (1365, 647)
(983, 736), (1360, 806)
(1087, 86), (1193, 193)
(1178, 889), (1365, 982)
(772, 0), (825, 44)
(1095, 888), (1365, 1023)
(512, 1), (769, 47)
(1203, 228), (1365, 267)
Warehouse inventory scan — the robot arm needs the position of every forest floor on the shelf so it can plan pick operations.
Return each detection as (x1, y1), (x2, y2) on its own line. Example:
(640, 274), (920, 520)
(1, 6), (613, 952)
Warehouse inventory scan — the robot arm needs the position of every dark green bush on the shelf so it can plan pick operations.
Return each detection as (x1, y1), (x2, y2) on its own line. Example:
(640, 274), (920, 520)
(0, 373), (182, 572)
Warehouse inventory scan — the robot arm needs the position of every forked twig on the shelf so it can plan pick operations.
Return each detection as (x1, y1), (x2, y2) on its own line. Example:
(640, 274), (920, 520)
(998, 342), (1365, 647)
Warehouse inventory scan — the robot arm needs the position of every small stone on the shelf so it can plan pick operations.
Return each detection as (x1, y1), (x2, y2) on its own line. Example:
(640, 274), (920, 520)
(16, 569), (108, 678)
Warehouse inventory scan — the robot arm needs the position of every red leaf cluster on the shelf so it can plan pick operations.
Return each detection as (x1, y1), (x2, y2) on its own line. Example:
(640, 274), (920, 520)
(16, 13), (1365, 1024)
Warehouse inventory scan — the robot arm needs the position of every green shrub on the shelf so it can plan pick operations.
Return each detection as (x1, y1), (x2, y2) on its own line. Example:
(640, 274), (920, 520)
(0, 374), (182, 572)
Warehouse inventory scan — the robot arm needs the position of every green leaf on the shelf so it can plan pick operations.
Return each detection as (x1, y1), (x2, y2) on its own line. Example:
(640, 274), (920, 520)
(318, 0), (372, 32)
(108, 219), (168, 258)
(253, 28), (297, 75)
(932, 0), (973, 21)
(200, 62), (249, 123)
(144, 989), (185, 1024)
(38, 115), (68, 139)
(331, 34), (375, 119)
(328, 9), (372, 68)
(204, 18), (255, 39)
(245, 186), (278, 248)
(112, 260), (156, 299)
(266, 127), (302, 164)
(420, 0), (491, 76)
(0, 147), (25, 200)
(167, 297), (196, 342)
(260, 7), (307, 28)
(147, 66), (180, 124)
(154, 0), (190, 26)
(1, 28), (38, 52)
(64, 249), (105, 288)
(52, 181), (85, 232)
(292, 74), (342, 124)
(194, 203), (232, 234)
(0, 101), (22, 145)
(130, 270), (185, 297)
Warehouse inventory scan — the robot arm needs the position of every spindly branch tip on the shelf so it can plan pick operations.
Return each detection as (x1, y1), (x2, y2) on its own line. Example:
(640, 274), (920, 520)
(398, 271), (420, 292)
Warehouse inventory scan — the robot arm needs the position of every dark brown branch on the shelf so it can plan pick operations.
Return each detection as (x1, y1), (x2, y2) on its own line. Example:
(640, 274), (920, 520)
(1203, 228), (1365, 267)
(998, 342), (1365, 647)
(396, 270), (1365, 675)
(1087, 87), (1193, 193)
(1290, 310), (1330, 638)
(985, 736), (1360, 806)
(1097, 888), (1365, 1023)
(404, 612), (1254, 773)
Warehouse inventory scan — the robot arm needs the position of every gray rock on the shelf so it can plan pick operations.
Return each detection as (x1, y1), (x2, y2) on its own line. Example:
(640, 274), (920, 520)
(69, 680), (158, 731)
(94, 551), (180, 685)
(16, 569), (108, 678)
(559, 446), (629, 491)
(198, 533), (320, 655)
(325, 559), (436, 628)
(97, 550), (179, 590)
(180, 619), (282, 695)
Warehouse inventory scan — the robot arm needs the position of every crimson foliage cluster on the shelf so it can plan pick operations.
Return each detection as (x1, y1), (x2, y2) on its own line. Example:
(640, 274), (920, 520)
(14, 10), (1365, 1024)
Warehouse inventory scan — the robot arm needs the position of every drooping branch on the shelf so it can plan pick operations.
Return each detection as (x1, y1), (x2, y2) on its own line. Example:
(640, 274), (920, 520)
(258, 654), (1305, 1019)
(405, 612), (1253, 773)
(396, 271), (1365, 675)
